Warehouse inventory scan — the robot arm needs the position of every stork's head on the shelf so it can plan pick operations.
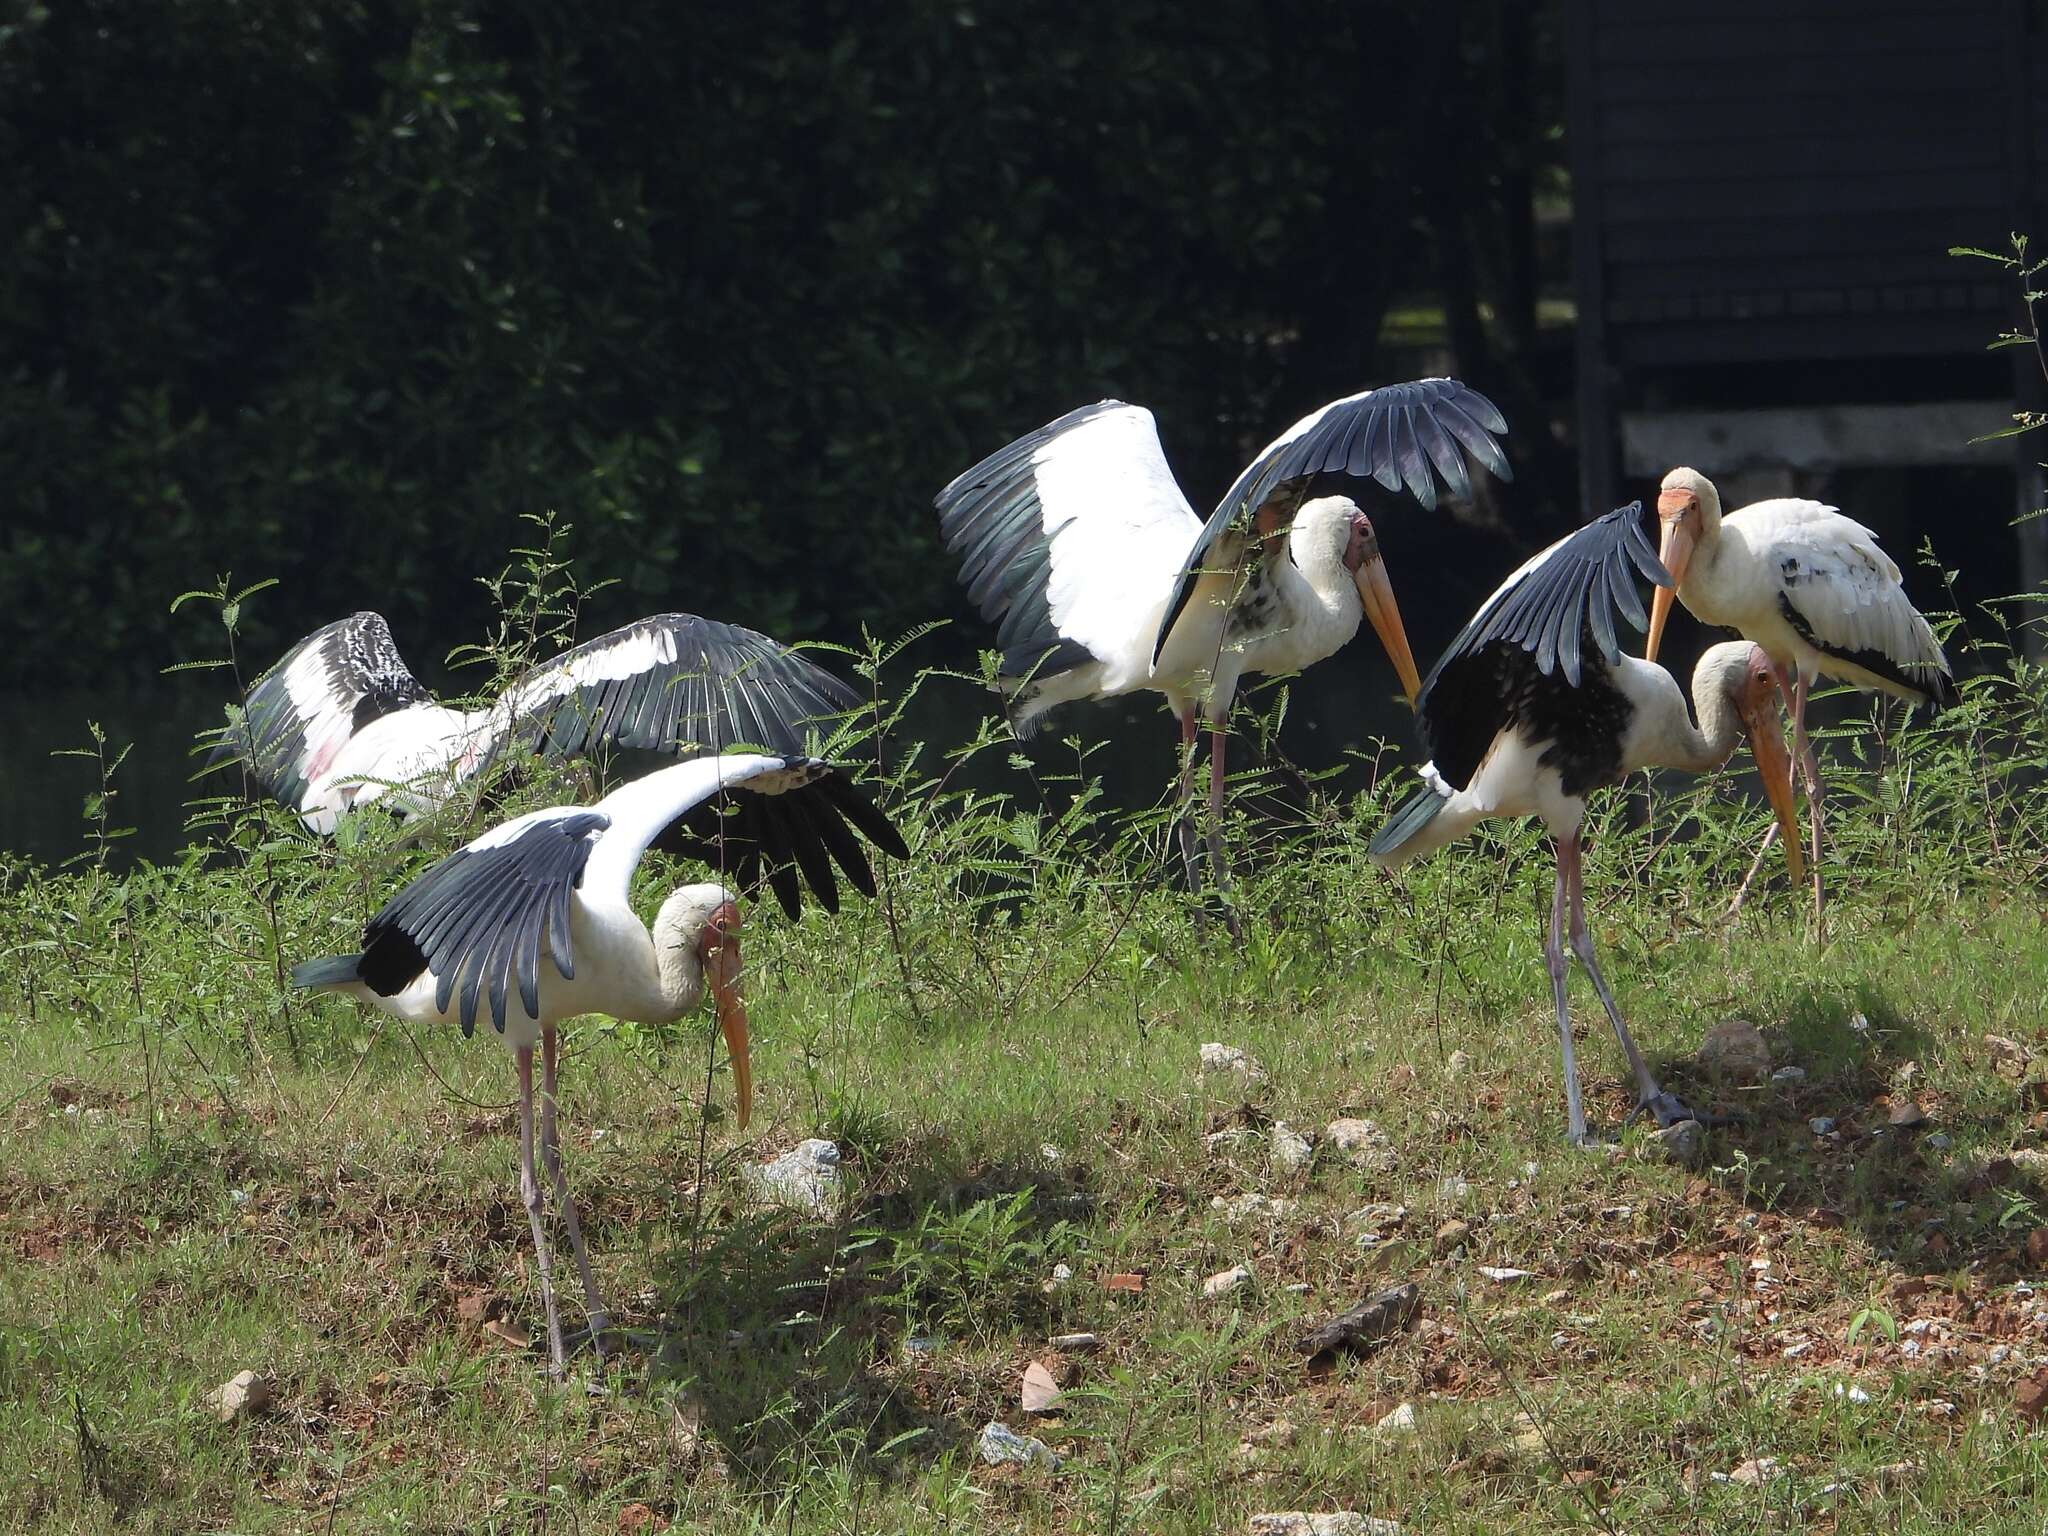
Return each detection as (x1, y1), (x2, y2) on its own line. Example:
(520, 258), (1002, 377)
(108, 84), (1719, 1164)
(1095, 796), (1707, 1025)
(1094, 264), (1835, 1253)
(1697, 640), (1804, 893)
(660, 882), (751, 1129)
(1298, 496), (1422, 705)
(1646, 467), (1723, 664)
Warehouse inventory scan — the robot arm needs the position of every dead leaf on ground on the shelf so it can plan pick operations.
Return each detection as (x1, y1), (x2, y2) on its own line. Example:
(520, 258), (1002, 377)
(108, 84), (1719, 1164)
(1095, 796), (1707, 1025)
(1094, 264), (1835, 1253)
(618, 1504), (669, 1533)
(453, 1289), (494, 1327)
(484, 1317), (532, 1350)
(1104, 1272), (1147, 1293)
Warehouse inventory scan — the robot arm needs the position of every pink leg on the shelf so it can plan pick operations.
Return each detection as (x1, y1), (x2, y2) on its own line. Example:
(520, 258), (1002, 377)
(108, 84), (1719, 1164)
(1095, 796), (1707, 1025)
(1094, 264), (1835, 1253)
(540, 1025), (609, 1356)
(1786, 671), (1825, 919)
(1174, 706), (1201, 896)
(1206, 725), (1242, 937)
(1545, 839), (1588, 1145)
(516, 1046), (567, 1379)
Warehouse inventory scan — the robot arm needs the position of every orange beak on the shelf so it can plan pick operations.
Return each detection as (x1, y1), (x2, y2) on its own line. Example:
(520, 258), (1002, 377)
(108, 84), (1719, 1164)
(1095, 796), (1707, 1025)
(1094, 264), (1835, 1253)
(1646, 489), (1699, 665)
(1356, 552), (1423, 705)
(702, 903), (750, 1129)
(1735, 689), (1806, 893)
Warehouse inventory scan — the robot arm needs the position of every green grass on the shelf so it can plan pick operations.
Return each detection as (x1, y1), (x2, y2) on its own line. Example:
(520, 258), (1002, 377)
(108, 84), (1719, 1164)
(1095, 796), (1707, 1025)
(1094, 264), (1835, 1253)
(7, 604), (2048, 1532)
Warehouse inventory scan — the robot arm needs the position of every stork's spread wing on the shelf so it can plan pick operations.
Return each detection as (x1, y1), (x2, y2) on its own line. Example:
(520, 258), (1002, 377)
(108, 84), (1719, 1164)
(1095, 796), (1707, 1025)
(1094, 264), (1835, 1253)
(485, 613), (860, 767)
(1416, 502), (1671, 791)
(354, 808), (609, 1036)
(1152, 379), (1513, 663)
(936, 401), (1203, 680)
(574, 752), (910, 922)
(213, 612), (433, 814)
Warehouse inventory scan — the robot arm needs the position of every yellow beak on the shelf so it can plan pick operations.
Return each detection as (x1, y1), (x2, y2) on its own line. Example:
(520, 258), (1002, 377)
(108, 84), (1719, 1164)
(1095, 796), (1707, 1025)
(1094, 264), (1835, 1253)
(1737, 693), (1806, 893)
(1646, 489), (1699, 665)
(1356, 554), (1423, 705)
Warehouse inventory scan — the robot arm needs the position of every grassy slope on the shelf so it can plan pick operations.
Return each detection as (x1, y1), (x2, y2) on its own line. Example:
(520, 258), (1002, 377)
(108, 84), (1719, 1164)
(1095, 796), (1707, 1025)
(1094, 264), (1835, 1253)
(7, 663), (2048, 1533)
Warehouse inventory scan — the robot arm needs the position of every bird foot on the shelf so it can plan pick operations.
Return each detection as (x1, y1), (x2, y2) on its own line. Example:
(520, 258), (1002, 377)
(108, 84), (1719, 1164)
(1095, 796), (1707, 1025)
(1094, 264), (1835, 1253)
(1630, 1090), (1732, 1130)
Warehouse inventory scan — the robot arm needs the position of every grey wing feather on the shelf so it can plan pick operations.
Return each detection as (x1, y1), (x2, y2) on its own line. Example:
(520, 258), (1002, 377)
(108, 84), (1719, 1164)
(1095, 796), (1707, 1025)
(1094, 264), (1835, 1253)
(353, 810), (609, 1037)
(1152, 378), (1513, 664)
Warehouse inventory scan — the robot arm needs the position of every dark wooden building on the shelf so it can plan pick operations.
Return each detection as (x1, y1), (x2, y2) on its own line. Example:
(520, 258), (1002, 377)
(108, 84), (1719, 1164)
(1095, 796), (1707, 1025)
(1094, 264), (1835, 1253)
(1566, 0), (2048, 604)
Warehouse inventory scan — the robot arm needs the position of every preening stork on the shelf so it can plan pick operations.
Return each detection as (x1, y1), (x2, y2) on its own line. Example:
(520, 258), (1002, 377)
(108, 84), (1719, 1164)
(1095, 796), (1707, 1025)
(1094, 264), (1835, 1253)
(1646, 467), (1956, 911)
(936, 379), (1513, 910)
(291, 752), (909, 1377)
(1370, 503), (1804, 1145)
(216, 611), (860, 834)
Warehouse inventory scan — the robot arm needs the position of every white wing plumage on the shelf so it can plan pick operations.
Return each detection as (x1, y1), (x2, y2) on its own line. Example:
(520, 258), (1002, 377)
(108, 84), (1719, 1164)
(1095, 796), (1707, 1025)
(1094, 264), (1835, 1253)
(1734, 499), (1951, 686)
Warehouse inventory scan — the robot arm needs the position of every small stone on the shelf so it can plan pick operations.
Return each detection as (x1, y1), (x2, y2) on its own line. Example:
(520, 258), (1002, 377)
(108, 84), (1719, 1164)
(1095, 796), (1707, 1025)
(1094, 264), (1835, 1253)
(1200, 1042), (1267, 1081)
(1446, 1049), (1472, 1078)
(1889, 1101), (1928, 1129)
(1648, 1120), (1705, 1166)
(1249, 1417), (1296, 1447)
(1699, 1019), (1771, 1083)
(1478, 1266), (1536, 1284)
(1206, 1128), (1261, 1152)
(1248, 1516), (1401, 1536)
(1374, 1401), (1418, 1434)
(1104, 1272), (1147, 1293)
(902, 1336), (941, 1359)
(1848, 1013), (1870, 1034)
(2016, 1369), (2048, 1423)
(2027, 1229), (2048, 1266)
(1435, 1218), (1472, 1252)
(745, 1139), (841, 1215)
(1438, 1175), (1471, 1199)
(1020, 1361), (1063, 1414)
(1270, 1123), (1314, 1173)
(977, 1420), (1060, 1468)
(1048, 1332), (1100, 1353)
(1213, 1192), (1295, 1222)
(1726, 1456), (1783, 1486)
(1808, 1116), (1837, 1136)
(1299, 1283), (1422, 1361)
(1928, 1132), (1952, 1151)
(1831, 1381), (1872, 1404)
(1042, 1262), (1074, 1293)
(1325, 1118), (1396, 1173)
(1038, 1142), (1066, 1166)
(1986, 1034), (2030, 1080)
(1204, 1264), (1253, 1299)
(1771, 1066), (1806, 1085)
(205, 1370), (273, 1423)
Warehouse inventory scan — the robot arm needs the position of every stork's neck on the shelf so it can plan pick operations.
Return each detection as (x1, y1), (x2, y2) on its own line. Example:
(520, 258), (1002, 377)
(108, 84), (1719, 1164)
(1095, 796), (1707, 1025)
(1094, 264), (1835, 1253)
(1258, 539), (1363, 653)
(648, 900), (708, 1020)
(1660, 667), (1746, 775)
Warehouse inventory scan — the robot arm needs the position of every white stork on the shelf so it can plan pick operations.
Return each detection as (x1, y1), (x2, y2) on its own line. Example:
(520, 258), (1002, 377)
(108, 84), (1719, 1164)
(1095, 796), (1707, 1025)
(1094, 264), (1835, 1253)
(1371, 503), (1803, 1145)
(215, 611), (860, 834)
(292, 752), (909, 1377)
(1645, 467), (1956, 910)
(936, 379), (1513, 915)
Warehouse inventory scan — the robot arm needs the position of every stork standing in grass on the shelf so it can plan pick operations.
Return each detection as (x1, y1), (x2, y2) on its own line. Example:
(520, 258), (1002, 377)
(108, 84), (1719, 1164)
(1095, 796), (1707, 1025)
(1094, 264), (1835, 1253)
(1645, 467), (1956, 913)
(1371, 503), (1803, 1145)
(291, 752), (908, 1378)
(935, 379), (1513, 920)
(216, 611), (859, 833)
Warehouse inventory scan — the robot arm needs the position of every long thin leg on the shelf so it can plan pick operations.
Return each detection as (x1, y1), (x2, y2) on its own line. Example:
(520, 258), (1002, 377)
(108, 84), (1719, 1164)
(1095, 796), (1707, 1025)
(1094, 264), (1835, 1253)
(1174, 706), (1202, 900)
(1547, 841), (1589, 1146)
(1205, 726), (1242, 938)
(1564, 837), (1699, 1127)
(1787, 671), (1825, 921)
(517, 1045), (567, 1379)
(540, 1024), (610, 1358)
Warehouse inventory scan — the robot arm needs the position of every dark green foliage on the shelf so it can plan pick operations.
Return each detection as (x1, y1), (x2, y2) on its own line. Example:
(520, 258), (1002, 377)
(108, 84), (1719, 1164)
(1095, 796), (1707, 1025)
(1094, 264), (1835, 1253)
(0, 0), (1564, 690)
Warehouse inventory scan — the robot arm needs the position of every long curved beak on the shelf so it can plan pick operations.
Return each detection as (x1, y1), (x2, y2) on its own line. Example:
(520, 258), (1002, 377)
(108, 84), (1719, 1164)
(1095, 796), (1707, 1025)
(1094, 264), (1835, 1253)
(1646, 490), (1698, 665)
(707, 937), (751, 1129)
(1737, 694), (1806, 893)
(1356, 555), (1422, 705)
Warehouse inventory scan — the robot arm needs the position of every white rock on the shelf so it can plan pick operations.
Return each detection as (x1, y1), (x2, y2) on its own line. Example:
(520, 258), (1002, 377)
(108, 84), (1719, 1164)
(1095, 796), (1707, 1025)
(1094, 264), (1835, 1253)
(1048, 1332), (1100, 1353)
(1438, 1175), (1471, 1199)
(1830, 1381), (1872, 1403)
(1212, 1193), (1294, 1222)
(746, 1139), (841, 1215)
(1038, 1143), (1066, 1166)
(1042, 1262), (1073, 1292)
(1325, 1118), (1396, 1173)
(1721, 1456), (1783, 1485)
(205, 1370), (272, 1423)
(1650, 1119), (1705, 1166)
(977, 1420), (1060, 1468)
(1446, 1049), (1472, 1077)
(1374, 1401), (1418, 1434)
(1201, 1042), (1267, 1081)
(1204, 1264), (1253, 1299)
(1270, 1123), (1315, 1172)
(1478, 1266), (1537, 1284)
(1848, 1012), (1870, 1033)
(1248, 1515), (1401, 1536)
(1771, 1066), (1807, 1084)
